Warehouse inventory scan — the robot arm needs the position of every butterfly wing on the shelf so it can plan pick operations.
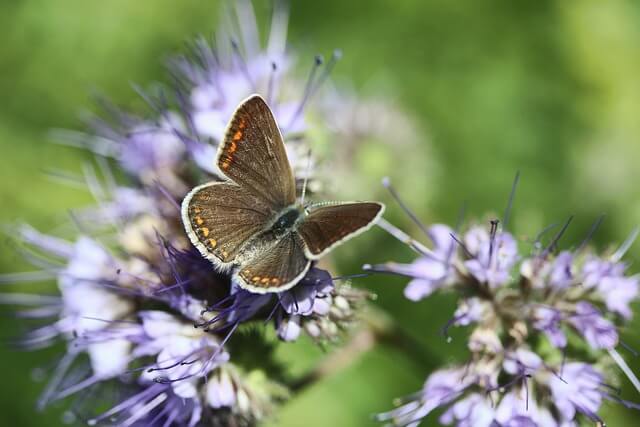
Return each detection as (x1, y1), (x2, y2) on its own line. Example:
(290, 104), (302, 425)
(297, 202), (385, 260)
(216, 94), (296, 209)
(181, 181), (274, 268)
(236, 233), (311, 293)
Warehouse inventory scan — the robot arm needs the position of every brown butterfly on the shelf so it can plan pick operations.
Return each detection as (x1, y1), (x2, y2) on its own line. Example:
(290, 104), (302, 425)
(181, 95), (384, 293)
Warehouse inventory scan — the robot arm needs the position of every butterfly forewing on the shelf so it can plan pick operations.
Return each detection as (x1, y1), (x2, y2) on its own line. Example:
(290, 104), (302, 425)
(237, 233), (311, 293)
(182, 182), (274, 266)
(297, 202), (385, 259)
(216, 95), (296, 209)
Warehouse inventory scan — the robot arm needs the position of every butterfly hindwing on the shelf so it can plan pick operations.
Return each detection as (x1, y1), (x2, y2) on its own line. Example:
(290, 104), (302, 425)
(182, 181), (274, 267)
(297, 202), (385, 260)
(216, 95), (296, 209)
(236, 232), (311, 293)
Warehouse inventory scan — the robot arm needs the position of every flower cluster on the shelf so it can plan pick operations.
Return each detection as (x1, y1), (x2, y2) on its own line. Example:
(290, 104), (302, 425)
(372, 178), (640, 426)
(0, 2), (396, 425)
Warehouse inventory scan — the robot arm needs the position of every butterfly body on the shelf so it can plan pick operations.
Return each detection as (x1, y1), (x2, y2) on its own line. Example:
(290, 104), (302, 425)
(182, 95), (384, 293)
(232, 206), (302, 263)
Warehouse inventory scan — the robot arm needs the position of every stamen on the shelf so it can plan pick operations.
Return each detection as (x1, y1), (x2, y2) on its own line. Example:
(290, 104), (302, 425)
(292, 291), (299, 313)
(121, 392), (167, 427)
(446, 202), (467, 265)
(54, 375), (104, 401)
(0, 270), (55, 284)
(82, 163), (107, 204)
(286, 54), (323, 130)
(0, 293), (61, 305)
(362, 263), (419, 277)
(488, 219), (500, 267)
(168, 73), (201, 144)
(264, 300), (281, 325)
(88, 384), (163, 425)
(130, 84), (165, 117)
(230, 38), (256, 91)
(308, 49), (342, 98)
(267, 0), (289, 56)
(621, 340), (639, 357)
(524, 374), (530, 410)
(605, 393), (640, 411)
(382, 177), (431, 242)
(608, 347), (640, 396)
(577, 215), (605, 253)
(42, 168), (86, 189)
(17, 224), (74, 259)
(201, 323), (237, 374)
(502, 171), (520, 230)
(267, 61), (278, 106)
(532, 222), (559, 254)
(37, 350), (78, 410)
(612, 227), (639, 262)
(440, 314), (468, 343)
(539, 216), (573, 260)
(234, 0), (260, 58)
(152, 180), (180, 212)
(449, 233), (473, 258)
(376, 218), (434, 256)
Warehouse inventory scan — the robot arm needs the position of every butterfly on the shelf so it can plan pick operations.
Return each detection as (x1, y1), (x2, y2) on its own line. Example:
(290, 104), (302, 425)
(181, 95), (384, 293)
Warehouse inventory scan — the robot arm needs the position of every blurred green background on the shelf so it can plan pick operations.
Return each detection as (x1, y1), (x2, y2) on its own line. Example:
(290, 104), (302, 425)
(2, 0), (640, 425)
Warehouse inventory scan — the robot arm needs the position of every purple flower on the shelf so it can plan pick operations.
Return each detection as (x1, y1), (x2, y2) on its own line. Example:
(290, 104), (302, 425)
(582, 256), (640, 320)
(582, 256), (625, 288)
(376, 368), (471, 426)
(464, 227), (518, 288)
(87, 382), (203, 427)
(278, 268), (333, 315)
(3, 1), (391, 425)
(277, 315), (302, 342)
(376, 176), (640, 427)
(598, 274), (639, 319)
(452, 297), (486, 327)
(371, 224), (456, 301)
(533, 306), (567, 348)
(548, 362), (604, 423)
(206, 368), (236, 409)
(548, 250), (574, 289)
(494, 390), (555, 427)
(569, 301), (618, 349)
(503, 348), (542, 376)
(118, 115), (186, 178)
(439, 393), (494, 427)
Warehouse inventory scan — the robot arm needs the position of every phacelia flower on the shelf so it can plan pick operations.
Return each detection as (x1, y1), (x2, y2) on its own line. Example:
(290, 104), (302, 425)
(372, 176), (640, 426)
(0, 2), (398, 425)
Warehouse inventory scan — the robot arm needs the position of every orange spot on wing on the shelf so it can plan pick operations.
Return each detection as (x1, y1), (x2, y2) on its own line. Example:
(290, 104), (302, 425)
(271, 278), (280, 285)
(195, 216), (204, 225)
(252, 276), (261, 283)
(232, 130), (242, 141)
(260, 277), (270, 285)
(208, 238), (217, 248)
(201, 227), (209, 237)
